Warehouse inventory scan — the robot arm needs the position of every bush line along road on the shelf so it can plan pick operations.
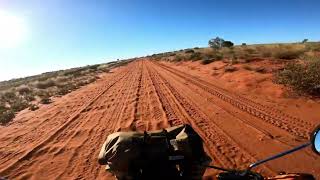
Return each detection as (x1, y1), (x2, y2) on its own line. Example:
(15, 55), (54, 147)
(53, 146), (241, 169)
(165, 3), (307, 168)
(0, 60), (319, 179)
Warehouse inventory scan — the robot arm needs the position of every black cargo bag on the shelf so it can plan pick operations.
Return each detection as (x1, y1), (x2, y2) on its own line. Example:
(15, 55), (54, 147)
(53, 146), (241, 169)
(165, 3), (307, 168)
(98, 124), (211, 179)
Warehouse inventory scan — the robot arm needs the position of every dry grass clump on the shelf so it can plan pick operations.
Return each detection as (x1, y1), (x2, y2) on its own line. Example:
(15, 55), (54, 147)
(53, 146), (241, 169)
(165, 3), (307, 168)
(190, 52), (202, 61)
(272, 49), (304, 60)
(16, 85), (31, 94)
(35, 79), (56, 89)
(276, 57), (320, 96)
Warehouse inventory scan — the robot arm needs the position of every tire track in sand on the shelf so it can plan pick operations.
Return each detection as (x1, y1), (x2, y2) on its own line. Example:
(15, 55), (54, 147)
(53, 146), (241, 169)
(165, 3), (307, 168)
(155, 62), (312, 140)
(150, 61), (319, 178)
(146, 61), (275, 176)
(0, 66), (132, 177)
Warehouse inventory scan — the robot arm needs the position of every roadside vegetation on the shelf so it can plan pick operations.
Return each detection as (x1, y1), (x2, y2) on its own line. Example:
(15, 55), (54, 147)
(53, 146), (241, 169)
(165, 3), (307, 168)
(149, 38), (320, 96)
(0, 59), (134, 125)
(276, 55), (320, 96)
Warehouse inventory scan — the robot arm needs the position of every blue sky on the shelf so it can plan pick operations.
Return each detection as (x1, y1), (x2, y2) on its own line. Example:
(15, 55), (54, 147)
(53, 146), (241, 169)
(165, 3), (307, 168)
(0, 0), (319, 81)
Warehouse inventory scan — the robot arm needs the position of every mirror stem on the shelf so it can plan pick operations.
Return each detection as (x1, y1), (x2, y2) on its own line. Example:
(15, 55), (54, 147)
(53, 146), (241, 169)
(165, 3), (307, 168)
(248, 142), (311, 170)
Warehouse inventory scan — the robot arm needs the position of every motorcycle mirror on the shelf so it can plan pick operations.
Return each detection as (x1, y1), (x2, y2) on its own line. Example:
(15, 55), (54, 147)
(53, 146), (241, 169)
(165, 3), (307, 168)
(311, 125), (320, 155)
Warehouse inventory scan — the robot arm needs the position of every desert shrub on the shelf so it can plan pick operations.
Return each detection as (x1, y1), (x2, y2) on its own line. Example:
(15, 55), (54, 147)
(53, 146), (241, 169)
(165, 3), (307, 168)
(244, 48), (256, 54)
(185, 49), (195, 53)
(276, 59), (320, 95)
(174, 55), (183, 62)
(57, 84), (77, 95)
(201, 58), (215, 65)
(231, 59), (239, 65)
(88, 64), (100, 71)
(224, 66), (237, 72)
(209, 37), (225, 49)
(1, 91), (17, 101)
(55, 76), (71, 83)
(306, 43), (320, 52)
(261, 49), (272, 57)
(16, 85), (31, 94)
(242, 43), (247, 46)
(222, 41), (234, 48)
(35, 79), (56, 89)
(23, 93), (36, 101)
(0, 104), (6, 112)
(273, 49), (304, 60)
(0, 109), (15, 125)
(29, 104), (39, 111)
(57, 88), (70, 95)
(37, 76), (49, 82)
(214, 53), (224, 60)
(34, 89), (50, 98)
(190, 52), (202, 61)
(11, 98), (29, 112)
(40, 97), (52, 104)
(87, 77), (96, 83)
(194, 47), (200, 49)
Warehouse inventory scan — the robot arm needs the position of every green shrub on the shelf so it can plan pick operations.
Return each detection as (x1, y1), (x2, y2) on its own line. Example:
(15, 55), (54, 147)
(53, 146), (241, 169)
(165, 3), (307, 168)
(201, 58), (215, 65)
(276, 59), (320, 95)
(40, 97), (52, 104)
(34, 89), (50, 98)
(190, 52), (202, 61)
(185, 49), (195, 53)
(29, 104), (39, 111)
(23, 93), (36, 101)
(0, 104), (6, 113)
(11, 99), (29, 112)
(214, 53), (224, 60)
(0, 109), (15, 125)
(57, 83), (78, 95)
(1, 91), (17, 101)
(174, 55), (183, 62)
(222, 41), (234, 48)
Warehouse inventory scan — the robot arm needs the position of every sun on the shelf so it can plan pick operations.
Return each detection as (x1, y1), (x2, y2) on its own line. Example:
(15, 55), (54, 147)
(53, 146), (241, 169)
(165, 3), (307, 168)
(0, 10), (27, 48)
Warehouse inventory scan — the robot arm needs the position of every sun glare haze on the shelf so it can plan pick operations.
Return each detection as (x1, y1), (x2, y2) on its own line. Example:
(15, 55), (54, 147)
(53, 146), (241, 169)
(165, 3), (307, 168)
(0, 10), (27, 48)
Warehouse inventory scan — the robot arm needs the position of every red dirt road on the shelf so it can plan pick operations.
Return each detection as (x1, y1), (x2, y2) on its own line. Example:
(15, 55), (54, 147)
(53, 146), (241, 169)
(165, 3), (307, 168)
(0, 60), (319, 179)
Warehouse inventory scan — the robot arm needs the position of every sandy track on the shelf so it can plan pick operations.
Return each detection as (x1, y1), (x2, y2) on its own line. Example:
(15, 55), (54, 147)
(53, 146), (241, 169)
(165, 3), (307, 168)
(0, 60), (319, 179)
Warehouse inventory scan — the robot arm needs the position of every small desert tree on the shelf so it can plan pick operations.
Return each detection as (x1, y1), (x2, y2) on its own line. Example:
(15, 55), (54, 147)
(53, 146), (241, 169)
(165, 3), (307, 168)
(302, 39), (308, 44)
(209, 37), (225, 49)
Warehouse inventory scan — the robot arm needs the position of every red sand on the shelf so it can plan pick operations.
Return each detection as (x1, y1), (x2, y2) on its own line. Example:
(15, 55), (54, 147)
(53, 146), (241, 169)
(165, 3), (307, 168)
(0, 60), (319, 179)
